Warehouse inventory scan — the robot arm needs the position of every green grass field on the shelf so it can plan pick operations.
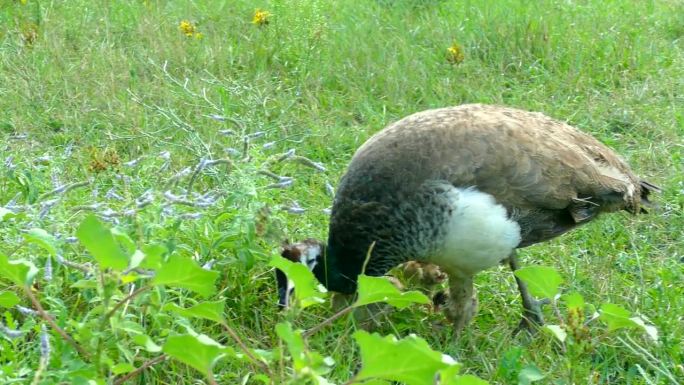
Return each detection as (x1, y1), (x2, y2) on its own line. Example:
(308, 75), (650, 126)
(1, 0), (683, 384)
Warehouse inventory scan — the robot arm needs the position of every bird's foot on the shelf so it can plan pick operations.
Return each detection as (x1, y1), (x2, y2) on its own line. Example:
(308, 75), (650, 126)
(513, 298), (550, 335)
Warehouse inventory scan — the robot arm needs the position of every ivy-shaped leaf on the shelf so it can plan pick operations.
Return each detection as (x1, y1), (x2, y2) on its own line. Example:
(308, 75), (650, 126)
(162, 300), (225, 323)
(276, 322), (334, 378)
(23, 228), (58, 256)
(354, 330), (458, 385)
(354, 275), (430, 309)
(270, 255), (327, 309)
(76, 215), (129, 270)
(513, 266), (563, 299)
(131, 334), (162, 353)
(518, 364), (546, 385)
(0, 291), (20, 307)
(443, 374), (490, 385)
(563, 292), (584, 311)
(599, 303), (637, 331)
(599, 304), (658, 341)
(163, 334), (228, 376)
(543, 325), (567, 343)
(0, 207), (17, 222)
(0, 253), (38, 286)
(152, 255), (219, 297)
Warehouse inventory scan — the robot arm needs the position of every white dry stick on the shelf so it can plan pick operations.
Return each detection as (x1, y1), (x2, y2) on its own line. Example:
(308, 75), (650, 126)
(124, 158), (142, 167)
(289, 155), (326, 171)
(105, 188), (124, 201)
(325, 182), (335, 197)
(266, 179), (294, 189)
(37, 181), (89, 202)
(0, 322), (23, 338)
(44, 256), (53, 282)
(284, 201), (305, 215)
(17, 305), (38, 316)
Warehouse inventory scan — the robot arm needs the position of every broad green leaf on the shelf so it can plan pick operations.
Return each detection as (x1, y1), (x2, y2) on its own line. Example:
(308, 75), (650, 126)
(0, 291), (20, 307)
(445, 375), (490, 385)
(513, 266), (563, 298)
(152, 255), (218, 297)
(276, 322), (334, 377)
(162, 300), (225, 323)
(24, 228), (58, 256)
(111, 363), (134, 375)
(518, 365), (546, 385)
(563, 292), (585, 311)
(162, 333), (228, 376)
(0, 207), (17, 221)
(139, 243), (167, 270)
(354, 330), (458, 385)
(275, 322), (305, 366)
(629, 316), (659, 342)
(543, 325), (567, 343)
(269, 255), (327, 309)
(76, 215), (129, 270)
(127, 250), (145, 271)
(599, 303), (638, 331)
(354, 275), (430, 309)
(0, 253), (38, 286)
(436, 364), (465, 384)
(111, 228), (136, 256)
(71, 279), (98, 289)
(132, 334), (162, 352)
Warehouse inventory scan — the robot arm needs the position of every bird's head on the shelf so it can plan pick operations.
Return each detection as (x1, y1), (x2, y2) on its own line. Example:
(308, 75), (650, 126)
(276, 239), (325, 308)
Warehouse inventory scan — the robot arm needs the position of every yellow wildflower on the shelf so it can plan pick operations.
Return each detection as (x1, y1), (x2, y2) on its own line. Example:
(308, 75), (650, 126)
(446, 43), (465, 64)
(179, 20), (204, 39)
(252, 9), (271, 26)
(179, 20), (197, 37)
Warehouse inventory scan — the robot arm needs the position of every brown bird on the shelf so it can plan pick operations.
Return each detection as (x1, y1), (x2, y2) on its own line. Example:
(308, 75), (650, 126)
(277, 104), (659, 333)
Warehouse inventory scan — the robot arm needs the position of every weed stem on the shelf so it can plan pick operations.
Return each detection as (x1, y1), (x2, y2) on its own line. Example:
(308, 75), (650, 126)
(23, 286), (91, 361)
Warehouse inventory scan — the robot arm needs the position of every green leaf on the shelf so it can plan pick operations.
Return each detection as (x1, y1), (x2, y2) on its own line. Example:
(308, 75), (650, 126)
(111, 363), (134, 375)
(132, 334), (162, 353)
(269, 255), (327, 309)
(543, 325), (567, 343)
(0, 253), (38, 286)
(513, 266), (563, 298)
(152, 255), (218, 297)
(436, 364), (465, 384)
(76, 215), (129, 270)
(599, 303), (638, 331)
(0, 291), (20, 307)
(24, 228), (58, 256)
(0, 207), (17, 222)
(275, 322), (305, 366)
(162, 333), (229, 376)
(137, 243), (167, 270)
(354, 275), (430, 309)
(111, 228), (136, 256)
(563, 292), (584, 311)
(445, 374), (490, 385)
(162, 300), (225, 323)
(354, 330), (458, 385)
(518, 365), (546, 385)
(276, 322), (335, 377)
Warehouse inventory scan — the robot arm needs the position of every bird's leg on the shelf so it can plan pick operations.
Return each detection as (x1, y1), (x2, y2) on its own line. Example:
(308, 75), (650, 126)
(508, 250), (549, 333)
(443, 273), (477, 334)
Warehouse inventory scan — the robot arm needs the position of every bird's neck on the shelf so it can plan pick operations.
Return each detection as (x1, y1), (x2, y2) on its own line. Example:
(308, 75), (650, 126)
(312, 244), (359, 294)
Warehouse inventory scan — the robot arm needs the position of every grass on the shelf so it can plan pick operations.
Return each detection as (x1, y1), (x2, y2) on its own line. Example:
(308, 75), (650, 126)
(0, 0), (682, 384)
